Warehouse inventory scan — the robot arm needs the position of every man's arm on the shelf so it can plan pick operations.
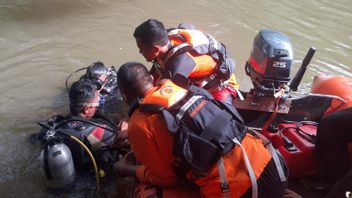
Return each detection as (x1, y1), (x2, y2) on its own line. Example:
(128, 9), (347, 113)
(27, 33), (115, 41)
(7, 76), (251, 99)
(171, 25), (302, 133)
(166, 52), (196, 78)
(121, 112), (178, 187)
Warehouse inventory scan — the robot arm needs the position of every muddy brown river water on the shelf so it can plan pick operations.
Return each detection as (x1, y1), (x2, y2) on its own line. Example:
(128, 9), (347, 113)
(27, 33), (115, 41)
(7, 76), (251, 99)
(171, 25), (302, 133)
(0, 0), (351, 197)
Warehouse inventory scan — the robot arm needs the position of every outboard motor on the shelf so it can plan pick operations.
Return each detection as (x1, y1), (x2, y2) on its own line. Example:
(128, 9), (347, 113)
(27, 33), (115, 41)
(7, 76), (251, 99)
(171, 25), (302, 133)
(234, 29), (295, 115)
(245, 29), (293, 96)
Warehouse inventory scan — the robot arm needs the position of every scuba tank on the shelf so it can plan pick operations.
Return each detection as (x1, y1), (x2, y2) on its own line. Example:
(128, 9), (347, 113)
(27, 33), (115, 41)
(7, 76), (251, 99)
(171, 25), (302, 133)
(39, 126), (76, 190)
(34, 115), (121, 191)
(40, 142), (76, 189)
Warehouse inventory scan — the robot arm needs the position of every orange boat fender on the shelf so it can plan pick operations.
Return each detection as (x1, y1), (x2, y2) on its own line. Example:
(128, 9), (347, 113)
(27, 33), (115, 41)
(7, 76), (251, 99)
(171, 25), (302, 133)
(311, 75), (352, 114)
(311, 75), (352, 164)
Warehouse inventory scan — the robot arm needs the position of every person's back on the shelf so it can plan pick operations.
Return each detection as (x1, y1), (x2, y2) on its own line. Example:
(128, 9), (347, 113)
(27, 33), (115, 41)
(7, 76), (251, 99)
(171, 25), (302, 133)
(302, 107), (352, 197)
(114, 62), (288, 198)
(67, 79), (120, 171)
(128, 103), (285, 197)
(60, 117), (117, 170)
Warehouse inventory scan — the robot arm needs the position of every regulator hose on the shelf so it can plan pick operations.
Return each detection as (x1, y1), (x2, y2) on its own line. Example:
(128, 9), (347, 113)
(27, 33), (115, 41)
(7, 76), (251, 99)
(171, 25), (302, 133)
(68, 135), (101, 191)
(65, 67), (88, 90)
(64, 118), (116, 133)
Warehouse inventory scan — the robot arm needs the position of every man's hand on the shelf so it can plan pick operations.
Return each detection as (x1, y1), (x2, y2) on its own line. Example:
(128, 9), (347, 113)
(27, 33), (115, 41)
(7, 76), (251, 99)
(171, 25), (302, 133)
(114, 119), (129, 147)
(118, 119), (129, 131)
(114, 153), (137, 177)
(115, 129), (128, 141)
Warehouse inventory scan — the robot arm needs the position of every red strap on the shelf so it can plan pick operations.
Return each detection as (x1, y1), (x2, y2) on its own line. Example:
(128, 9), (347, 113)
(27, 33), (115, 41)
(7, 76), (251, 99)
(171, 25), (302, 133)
(90, 127), (104, 141)
(262, 89), (284, 130)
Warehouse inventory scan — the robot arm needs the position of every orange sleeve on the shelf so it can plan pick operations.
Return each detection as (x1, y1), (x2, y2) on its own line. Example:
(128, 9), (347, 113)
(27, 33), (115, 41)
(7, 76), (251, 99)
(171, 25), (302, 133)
(128, 110), (178, 187)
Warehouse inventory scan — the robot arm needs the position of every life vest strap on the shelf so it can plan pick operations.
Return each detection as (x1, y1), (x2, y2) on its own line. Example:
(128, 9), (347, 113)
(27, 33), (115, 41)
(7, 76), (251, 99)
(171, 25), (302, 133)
(262, 89), (284, 130)
(232, 137), (258, 198)
(217, 157), (230, 198)
(44, 145), (53, 180)
(201, 74), (222, 90)
(140, 103), (165, 113)
(176, 95), (203, 120)
(164, 43), (192, 64)
(249, 128), (287, 182)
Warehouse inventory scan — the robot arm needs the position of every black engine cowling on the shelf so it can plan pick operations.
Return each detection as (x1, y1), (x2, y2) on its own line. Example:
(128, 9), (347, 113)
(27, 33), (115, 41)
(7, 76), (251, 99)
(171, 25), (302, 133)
(245, 29), (293, 95)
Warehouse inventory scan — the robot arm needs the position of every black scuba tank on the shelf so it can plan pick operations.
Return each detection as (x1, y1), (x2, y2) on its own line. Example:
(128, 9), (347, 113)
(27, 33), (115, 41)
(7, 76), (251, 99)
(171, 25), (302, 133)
(245, 29), (293, 95)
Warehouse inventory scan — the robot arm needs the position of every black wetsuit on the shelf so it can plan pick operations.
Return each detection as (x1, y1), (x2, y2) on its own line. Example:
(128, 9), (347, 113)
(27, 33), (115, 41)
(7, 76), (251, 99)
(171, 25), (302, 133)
(37, 115), (118, 174)
(315, 107), (352, 197)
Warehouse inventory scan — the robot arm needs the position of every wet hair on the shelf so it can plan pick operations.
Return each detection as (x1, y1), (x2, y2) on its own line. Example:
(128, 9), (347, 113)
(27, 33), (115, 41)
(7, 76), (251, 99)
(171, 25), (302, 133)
(117, 62), (153, 97)
(86, 61), (109, 79)
(84, 61), (109, 90)
(86, 61), (109, 80)
(133, 19), (169, 46)
(69, 80), (98, 115)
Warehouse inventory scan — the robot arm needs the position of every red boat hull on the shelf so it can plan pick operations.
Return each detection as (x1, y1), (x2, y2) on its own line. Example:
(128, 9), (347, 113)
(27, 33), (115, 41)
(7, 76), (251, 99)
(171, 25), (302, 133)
(263, 76), (352, 178)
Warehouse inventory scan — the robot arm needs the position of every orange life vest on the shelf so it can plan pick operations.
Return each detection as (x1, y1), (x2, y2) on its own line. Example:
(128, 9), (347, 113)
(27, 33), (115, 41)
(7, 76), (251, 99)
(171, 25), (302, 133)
(139, 77), (247, 176)
(134, 76), (286, 198)
(155, 29), (234, 89)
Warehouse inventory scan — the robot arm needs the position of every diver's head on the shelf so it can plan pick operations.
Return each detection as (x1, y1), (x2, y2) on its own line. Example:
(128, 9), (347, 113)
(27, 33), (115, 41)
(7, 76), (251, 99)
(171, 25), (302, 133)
(69, 79), (100, 118)
(86, 61), (109, 90)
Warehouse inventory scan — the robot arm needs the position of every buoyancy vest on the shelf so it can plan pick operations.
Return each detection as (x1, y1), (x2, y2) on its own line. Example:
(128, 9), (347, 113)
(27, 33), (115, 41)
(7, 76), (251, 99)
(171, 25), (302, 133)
(38, 115), (117, 171)
(156, 29), (234, 89)
(135, 75), (247, 176)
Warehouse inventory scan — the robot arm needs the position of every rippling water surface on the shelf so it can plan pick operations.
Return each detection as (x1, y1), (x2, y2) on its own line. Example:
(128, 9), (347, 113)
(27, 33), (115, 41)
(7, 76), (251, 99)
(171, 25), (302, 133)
(0, 0), (351, 197)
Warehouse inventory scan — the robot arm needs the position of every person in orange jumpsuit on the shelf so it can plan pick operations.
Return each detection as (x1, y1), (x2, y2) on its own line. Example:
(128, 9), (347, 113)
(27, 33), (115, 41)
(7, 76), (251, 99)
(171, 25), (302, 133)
(114, 62), (288, 197)
(133, 19), (240, 104)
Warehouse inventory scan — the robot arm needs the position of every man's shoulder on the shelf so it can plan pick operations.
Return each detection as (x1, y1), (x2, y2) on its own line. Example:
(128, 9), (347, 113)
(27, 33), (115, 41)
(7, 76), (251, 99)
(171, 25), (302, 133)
(129, 109), (166, 133)
(166, 51), (194, 67)
(165, 52), (196, 77)
(57, 116), (101, 136)
(130, 109), (163, 123)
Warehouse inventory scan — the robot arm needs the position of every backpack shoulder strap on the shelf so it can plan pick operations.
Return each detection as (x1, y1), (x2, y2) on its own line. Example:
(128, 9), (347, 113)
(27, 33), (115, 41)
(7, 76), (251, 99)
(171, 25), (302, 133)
(139, 103), (165, 114)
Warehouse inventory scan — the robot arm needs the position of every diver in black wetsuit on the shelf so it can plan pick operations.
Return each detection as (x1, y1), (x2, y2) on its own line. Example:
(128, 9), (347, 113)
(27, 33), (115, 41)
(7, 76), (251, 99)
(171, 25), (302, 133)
(34, 79), (128, 189)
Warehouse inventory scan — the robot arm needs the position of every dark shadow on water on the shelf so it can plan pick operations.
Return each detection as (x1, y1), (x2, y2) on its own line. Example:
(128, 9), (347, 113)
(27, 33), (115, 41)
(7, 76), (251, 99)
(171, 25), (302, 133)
(44, 172), (134, 198)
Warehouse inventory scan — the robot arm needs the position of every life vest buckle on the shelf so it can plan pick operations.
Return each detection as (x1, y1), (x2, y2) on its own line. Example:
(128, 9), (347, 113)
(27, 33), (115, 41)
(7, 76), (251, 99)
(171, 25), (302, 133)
(220, 182), (230, 193)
